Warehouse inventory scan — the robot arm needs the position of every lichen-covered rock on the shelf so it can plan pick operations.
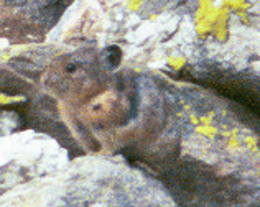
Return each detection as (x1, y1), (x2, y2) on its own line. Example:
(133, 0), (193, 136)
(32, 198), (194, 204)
(126, 71), (260, 206)
(0, 156), (177, 207)
(0, 130), (69, 196)
(45, 0), (260, 117)
(45, 0), (200, 68)
(156, 79), (260, 206)
(45, 0), (260, 70)
(180, 59), (260, 117)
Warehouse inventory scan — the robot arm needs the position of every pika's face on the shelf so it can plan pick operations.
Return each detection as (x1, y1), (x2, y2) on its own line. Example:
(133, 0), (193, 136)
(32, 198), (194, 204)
(41, 44), (122, 105)
(41, 47), (111, 103)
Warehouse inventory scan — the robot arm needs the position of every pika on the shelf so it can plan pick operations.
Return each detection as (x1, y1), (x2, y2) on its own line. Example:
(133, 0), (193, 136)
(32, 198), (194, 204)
(41, 44), (181, 173)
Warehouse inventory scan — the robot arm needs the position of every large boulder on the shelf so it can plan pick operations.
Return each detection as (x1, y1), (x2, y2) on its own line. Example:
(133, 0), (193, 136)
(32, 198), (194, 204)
(0, 155), (177, 207)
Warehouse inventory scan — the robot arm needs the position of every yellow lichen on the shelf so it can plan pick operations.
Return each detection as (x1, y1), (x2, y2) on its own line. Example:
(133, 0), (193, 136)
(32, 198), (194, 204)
(190, 114), (199, 125)
(134, 67), (142, 73)
(232, 128), (239, 134)
(224, 0), (251, 24)
(222, 124), (228, 130)
(195, 0), (230, 41)
(228, 136), (239, 148)
(195, 0), (251, 41)
(167, 56), (186, 71)
(128, 0), (143, 11)
(176, 113), (183, 117)
(194, 111), (218, 139)
(227, 127), (241, 149)
(184, 105), (191, 110)
(2, 54), (10, 61)
(149, 14), (157, 20)
(0, 93), (26, 105)
(245, 136), (258, 152)
(200, 111), (215, 125)
(222, 131), (231, 137)
(180, 100), (185, 104)
(195, 125), (218, 139)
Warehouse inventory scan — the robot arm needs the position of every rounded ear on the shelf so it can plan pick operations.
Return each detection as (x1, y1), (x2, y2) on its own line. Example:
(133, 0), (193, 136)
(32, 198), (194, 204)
(101, 44), (122, 70)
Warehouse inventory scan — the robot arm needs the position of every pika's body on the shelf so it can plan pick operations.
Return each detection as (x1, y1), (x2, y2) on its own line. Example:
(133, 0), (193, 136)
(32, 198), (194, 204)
(41, 44), (181, 172)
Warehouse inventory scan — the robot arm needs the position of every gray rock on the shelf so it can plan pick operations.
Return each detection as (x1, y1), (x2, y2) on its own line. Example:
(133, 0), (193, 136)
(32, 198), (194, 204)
(0, 38), (9, 50)
(0, 0), (72, 44)
(45, 0), (260, 117)
(0, 130), (69, 195)
(0, 156), (177, 207)
(45, 0), (200, 68)
(0, 110), (20, 136)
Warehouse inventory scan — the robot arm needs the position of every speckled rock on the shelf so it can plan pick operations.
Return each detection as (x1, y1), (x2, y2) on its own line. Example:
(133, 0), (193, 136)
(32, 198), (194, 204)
(45, 0), (260, 117)
(0, 38), (9, 50)
(0, 130), (69, 196)
(0, 110), (20, 136)
(0, 0), (73, 44)
(153, 78), (260, 206)
(45, 0), (260, 69)
(45, 0), (201, 68)
(0, 156), (177, 207)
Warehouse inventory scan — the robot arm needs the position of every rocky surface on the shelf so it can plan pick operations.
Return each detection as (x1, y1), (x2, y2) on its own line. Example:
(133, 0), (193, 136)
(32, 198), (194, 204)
(0, 0), (73, 44)
(46, 0), (260, 117)
(46, 0), (260, 69)
(0, 38), (9, 50)
(0, 0), (259, 206)
(0, 110), (20, 136)
(0, 129), (69, 196)
(0, 155), (177, 207)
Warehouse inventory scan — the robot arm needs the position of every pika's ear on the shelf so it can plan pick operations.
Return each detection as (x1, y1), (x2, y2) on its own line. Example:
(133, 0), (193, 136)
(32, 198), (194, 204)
(101, 44), (122, 70)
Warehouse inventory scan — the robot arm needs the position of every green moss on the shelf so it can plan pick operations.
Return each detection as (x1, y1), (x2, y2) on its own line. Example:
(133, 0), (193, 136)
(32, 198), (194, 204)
(195, 0), (251, 41)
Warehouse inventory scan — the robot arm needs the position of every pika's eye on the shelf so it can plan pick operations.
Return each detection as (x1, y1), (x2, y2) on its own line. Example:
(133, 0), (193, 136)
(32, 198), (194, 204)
(92, 103), (102, 111)
(65, 63), (77, 73)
